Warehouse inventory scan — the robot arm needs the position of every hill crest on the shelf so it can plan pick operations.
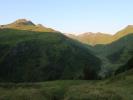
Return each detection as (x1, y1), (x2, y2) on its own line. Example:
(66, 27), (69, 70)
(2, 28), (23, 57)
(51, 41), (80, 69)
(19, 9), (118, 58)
(67, 26), (133, 45)
(0, 19), (57, 32)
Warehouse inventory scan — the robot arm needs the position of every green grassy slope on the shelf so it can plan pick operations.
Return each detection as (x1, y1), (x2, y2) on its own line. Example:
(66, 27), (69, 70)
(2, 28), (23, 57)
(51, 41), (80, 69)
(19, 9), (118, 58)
(0, 19), (56, 32)
(112, 25), (133, 42)
(0, 19), (132, 100)
(93, 34), (133, 56)
(0, 69), (133, 100)
(0, 28), (101, 82)
(68, 32), (112, 45)
(68, 25), (133, 45)
(90, 34), (133, 78)
(115, 56), (133, 75)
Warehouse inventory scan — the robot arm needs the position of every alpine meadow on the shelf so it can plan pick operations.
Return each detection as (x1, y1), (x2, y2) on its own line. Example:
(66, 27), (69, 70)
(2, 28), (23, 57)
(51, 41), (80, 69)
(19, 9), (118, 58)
(0, 0), (133, 100)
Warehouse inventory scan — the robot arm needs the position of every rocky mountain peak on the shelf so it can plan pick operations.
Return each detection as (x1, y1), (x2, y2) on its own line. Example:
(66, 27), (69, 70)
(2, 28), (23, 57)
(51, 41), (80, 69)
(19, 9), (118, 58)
(12, 19), (35, 26)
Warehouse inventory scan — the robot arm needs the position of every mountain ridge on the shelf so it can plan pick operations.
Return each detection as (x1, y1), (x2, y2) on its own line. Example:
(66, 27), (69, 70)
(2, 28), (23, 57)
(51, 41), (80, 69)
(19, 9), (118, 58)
(0, 19), (57, 32)
(67, 25), (133, 45)
(1, 19), (133, 45)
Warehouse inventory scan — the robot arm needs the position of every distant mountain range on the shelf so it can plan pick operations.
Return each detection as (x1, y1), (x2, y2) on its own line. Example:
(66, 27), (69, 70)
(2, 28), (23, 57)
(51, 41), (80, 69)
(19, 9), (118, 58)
(67, 25), (133, 45)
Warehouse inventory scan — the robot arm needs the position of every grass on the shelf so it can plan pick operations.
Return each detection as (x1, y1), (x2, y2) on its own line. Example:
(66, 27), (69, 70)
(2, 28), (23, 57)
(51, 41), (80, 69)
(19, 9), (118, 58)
(0, 69), (133, 100)
(0, 27), (132, 99)
(0, 29), (101, 82)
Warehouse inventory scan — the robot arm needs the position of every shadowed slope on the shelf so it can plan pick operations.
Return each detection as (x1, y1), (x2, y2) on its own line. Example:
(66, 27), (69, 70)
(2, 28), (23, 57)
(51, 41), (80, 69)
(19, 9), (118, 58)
(0, 28), (101, 82)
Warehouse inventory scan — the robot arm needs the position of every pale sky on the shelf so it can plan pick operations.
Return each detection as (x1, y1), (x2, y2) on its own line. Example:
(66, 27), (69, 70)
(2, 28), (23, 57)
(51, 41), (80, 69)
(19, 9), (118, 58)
(0, 0), (133, 34)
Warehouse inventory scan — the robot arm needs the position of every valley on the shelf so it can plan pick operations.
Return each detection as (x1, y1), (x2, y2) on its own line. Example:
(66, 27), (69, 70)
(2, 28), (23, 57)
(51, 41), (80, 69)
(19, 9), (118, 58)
(0, 19), (133, 100)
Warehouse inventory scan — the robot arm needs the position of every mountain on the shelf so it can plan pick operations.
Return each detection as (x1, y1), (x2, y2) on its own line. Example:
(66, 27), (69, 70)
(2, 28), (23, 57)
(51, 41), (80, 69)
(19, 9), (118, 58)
(0, 19), (133, 100)
(0, 19), (57, 32)
(0, 19), (101, 82)
(112, 25), (133, 42)
(67, 25), (133, 45)
(68, 32), (112, 45)
(90, 34), (133, 78)
(0, 19), (132, 81)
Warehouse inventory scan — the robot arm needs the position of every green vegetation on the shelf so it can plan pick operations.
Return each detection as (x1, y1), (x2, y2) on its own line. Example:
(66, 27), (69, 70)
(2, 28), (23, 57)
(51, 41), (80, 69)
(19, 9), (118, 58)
(0, 69), (133, 100)
(68, 25), (133, 45)
(0, 19), (56, 32)
(88, 34), (133, 78)
(68, 32), (112, 45)
(0, 28), (101, 82)
(0, 19), (133, 100)
(115, 57), (133, 75)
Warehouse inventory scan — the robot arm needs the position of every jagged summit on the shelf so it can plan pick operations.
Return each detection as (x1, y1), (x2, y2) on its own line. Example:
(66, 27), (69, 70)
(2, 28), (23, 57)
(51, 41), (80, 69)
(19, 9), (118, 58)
(12, 19), (35, 26)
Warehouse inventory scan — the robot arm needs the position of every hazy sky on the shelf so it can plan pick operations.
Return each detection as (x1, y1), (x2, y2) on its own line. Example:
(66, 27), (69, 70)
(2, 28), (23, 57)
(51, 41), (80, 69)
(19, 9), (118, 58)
(0, 0), (133, 34)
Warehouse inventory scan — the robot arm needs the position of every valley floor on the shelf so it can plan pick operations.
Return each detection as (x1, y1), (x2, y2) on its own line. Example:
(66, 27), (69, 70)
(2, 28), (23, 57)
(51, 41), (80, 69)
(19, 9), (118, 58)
(0, 70), (133, 100)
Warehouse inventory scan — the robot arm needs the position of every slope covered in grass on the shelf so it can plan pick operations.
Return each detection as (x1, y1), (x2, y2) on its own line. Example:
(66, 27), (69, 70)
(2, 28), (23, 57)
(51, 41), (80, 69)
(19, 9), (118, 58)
(87, 34), (133, 78)
(67, 32), (112, 45)
(0, 69), (133, 100)
(0, 19), (56, 32)
(0, 19), (133, 100)
(68, 25), (133, 45)
(0, 28), (101, 82)
(115, 56), (133, 75)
